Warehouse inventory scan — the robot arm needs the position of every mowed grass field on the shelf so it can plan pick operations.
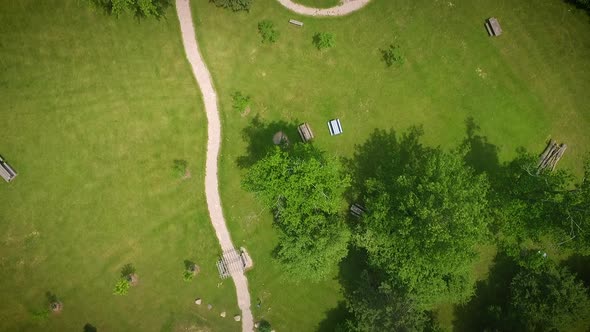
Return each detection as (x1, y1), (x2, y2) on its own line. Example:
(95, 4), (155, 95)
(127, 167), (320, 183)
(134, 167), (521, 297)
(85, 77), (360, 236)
(0, 1), (239, 331)
(191, 0), (590, 330)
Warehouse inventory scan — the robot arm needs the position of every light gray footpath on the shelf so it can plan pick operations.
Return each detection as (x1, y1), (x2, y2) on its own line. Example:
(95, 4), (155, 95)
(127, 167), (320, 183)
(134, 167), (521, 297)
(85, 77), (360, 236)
(175, 0), (253, 331)
(277, 0), (371, 16)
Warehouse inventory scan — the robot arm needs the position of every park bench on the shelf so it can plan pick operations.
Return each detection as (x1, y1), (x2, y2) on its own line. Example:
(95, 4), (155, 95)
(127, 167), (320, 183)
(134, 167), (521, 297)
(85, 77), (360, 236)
(0, 155), (17, 182)
(350, 204), (366, 218)
(328, 119), (343, 136)
(298, 123), (314, 142)
(289, 19), (304, 27)
(485, 17), (502, 36)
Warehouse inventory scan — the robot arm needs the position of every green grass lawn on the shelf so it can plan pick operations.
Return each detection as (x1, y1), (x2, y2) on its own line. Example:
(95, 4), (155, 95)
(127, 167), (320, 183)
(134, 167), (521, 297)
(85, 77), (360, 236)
(191, 0), (590, 330)
(291, 0), (341, 8)
(0, 1), (239, 331)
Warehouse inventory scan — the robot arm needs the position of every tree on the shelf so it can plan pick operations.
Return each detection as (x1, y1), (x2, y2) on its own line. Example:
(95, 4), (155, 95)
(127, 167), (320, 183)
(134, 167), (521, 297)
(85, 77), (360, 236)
(243, 144), (351, 281)
(313, 32), (335, 50)
(211, 0), (252, 11)
(258, 20), (279, 43)
(509, 265), (590, 331)
(381, 44), (405, 67)
(344, 270), (429, 332)
(490, 152), (590, 254)
(87, 0), (171, 18)
(354, 127), (490, 308)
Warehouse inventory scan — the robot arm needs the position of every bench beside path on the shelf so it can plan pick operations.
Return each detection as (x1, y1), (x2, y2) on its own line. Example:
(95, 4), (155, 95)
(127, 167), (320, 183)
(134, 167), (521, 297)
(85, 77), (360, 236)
(175, 0), (253, 331)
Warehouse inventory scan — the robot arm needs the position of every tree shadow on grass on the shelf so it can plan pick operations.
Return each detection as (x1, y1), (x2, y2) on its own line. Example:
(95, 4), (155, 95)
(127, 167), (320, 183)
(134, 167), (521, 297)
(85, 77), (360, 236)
(236, 115), (301, 169)
(453, 252), (520, 332)
(342, 126), (425, 204)
(316, 248), (369, 332)
(462, 117), (501, 177)
(83, 323), (98, 332)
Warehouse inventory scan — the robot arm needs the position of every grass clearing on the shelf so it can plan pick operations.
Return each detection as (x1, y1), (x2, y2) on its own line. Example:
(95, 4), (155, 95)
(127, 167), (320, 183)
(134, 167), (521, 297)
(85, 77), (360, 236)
(0, 1), (238, 331)
(192, 0), (590, 330)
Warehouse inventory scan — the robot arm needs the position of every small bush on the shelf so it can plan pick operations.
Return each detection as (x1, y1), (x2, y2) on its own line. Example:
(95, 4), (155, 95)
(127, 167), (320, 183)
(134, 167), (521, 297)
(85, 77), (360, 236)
(258, 320), (272, 332)
(172, 159), (188, 178)
(258, 20), (279, 43)
(232, 91), (251, 113)
(312, 32), (335, 50)
(113, 279), (131, 295)
(183, 270), (194, 282)
(120, 263), (136, 278)
(381, 44), (405, 67)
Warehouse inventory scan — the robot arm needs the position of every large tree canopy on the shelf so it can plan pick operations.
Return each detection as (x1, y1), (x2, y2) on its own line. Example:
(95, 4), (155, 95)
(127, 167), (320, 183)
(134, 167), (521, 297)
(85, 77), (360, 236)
(509, 264), (590, 331)
(242, 144), (350, 281)
(354, 128), (490, 308)
(88, 0), (171, 18)
(491, 152), (590, 254)
(344, 270), (433, 332)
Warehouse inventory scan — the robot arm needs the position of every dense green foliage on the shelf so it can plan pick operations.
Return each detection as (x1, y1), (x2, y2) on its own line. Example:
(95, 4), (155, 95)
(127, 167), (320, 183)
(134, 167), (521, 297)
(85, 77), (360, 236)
(243, 144), (350, 281)
(258, 20), (279, 44)
(509, 265), (590, 331)
(312, 32), (335, 50)
(87, 0), (170, 18)
(211, 0), (252, 11)
(491, 153), (590, 254)
(344, 271), (429, 332)
(354, 128), (489, 308)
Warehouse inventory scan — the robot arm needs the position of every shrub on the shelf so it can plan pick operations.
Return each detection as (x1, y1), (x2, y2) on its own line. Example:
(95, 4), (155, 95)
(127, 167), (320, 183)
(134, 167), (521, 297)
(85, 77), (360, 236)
(211, 0), (252, 11)
(113, 279), (131, 295)
(312, 32), (335, 50)
(183, 270), (194, 282)
(232, 91), (251, 113)
(381, 44), (405, 67)
(172, 159), (188, 178)
(258, 320), (272, 332)
(258, 20), (279, 43)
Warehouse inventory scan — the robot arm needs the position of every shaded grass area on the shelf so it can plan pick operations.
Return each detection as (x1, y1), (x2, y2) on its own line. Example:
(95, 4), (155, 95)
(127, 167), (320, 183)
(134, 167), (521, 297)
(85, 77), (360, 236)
(0, 1), (238, 331)
(191, 0), (590, 330)
(291, 0), (341, 9)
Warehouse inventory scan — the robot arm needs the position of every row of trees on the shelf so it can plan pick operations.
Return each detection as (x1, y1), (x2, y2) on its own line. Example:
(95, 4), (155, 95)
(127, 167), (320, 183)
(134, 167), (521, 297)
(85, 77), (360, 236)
(242, 124), (590, 331)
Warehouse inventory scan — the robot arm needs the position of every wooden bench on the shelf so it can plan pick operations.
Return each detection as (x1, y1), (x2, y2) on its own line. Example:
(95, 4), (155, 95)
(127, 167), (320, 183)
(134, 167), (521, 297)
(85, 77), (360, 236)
(485, 17), (502, 36)
(297, 123), (314, 142)
(350, 204), (366, 218)
(289, 19), (304, 27)
(0, 155), (17, 182)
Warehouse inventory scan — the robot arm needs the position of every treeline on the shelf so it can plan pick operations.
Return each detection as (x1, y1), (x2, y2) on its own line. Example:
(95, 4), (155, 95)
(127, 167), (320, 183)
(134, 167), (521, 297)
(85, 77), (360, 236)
(242, 120), (590, 331)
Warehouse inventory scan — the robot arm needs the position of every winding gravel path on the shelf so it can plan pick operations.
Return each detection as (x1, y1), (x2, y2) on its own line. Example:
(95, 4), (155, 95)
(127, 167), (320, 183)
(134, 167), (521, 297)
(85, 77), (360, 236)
(276, 0), (371, 16)
(175, 1), (253, 331)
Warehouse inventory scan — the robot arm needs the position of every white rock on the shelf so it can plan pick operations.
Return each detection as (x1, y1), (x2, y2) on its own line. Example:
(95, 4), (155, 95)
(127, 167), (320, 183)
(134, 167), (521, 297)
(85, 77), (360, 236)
(220, 311), (226, 317)
(234, 315), (241, 321)
(195, 298), (202, 305)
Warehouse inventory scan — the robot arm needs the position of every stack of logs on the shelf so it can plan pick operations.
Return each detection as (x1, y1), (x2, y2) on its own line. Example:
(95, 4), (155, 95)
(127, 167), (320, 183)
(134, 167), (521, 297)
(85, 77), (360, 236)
(537, 139), (567, 174)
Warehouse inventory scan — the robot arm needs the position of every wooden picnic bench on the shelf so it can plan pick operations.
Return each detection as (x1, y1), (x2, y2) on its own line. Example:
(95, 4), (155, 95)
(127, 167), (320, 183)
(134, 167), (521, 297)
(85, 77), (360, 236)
(0, 155), (17, 182)
(298, 123), (314, 142)
(485, 17), (502, 36)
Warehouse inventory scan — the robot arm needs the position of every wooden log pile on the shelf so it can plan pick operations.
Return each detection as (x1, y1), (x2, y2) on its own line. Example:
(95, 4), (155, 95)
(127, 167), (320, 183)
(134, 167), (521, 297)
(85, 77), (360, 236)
(537, 139), (567, 174)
